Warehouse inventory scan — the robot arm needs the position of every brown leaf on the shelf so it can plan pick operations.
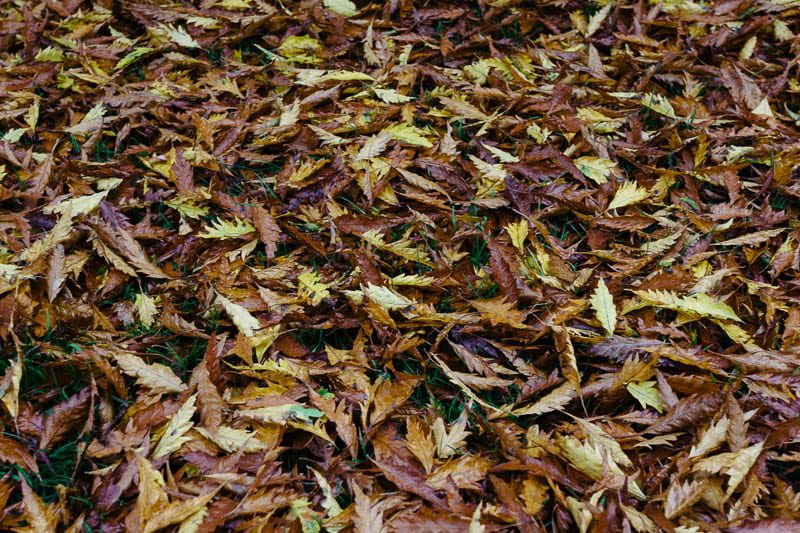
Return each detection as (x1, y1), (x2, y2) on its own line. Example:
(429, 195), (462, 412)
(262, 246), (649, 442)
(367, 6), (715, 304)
(39, 387), (91, 449)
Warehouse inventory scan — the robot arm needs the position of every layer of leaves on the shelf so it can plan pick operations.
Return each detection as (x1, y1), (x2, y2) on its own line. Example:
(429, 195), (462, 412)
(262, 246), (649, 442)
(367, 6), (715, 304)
(1, 0), (800, 531)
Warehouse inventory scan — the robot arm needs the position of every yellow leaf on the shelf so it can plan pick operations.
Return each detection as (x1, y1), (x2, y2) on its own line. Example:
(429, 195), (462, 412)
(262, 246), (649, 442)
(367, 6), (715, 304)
(289, 498), (321, 533)
(278, 36), (322, 64)
(577, 108), (622, 133)
(557, 435), (646, 500)
(633, 290), (741, 322)
(567, 496), (594, 533)
(640, 231), (680, 255)
(380, 123), (433, 147)
(35, 46), (64, 62)
(295, 69), (374, 86)
(574, 156), (616, 184)
(390, 273), (435, 287)
(553, 325), (581, 395)
(607, 181), (650, 211)
(365, 283), (414, 310)
(279, 100), (301, 127)
(590, 279), (616, 336)
(215, 0), (251, 8)
(135, 292), (158, 327)
(113, 351), (186, 394)
(311, 469), (344, 521)
(1, 128), (27, 143)
(298, 271), (331, 306)
(505, 219), (528, 253)
(115, 47), (154, 71)
(373, 88), (412, 103)
(21, 477), (56, 533)
(483, 143), (519, 163)
(143, 491), (216, 533)
(361, 229), (433, 266)
(24, 97), (39, 131)
(307, 124), (344, 146)
(353, 484), (384, 533)
(775, 20), (794, 42)
(43, 190), (109, 218)
(323, 0), (358, 16)
(177, 508), (207, 533)
(215, 292), (262, 337)
(469, 503), (486, 533)
(356, 132), (392, 160)
(199, 217), (255, 239)
(164, 25), (200, 48)
(526, 122), (551, 143)
(153, 394), (197, 458)
(739, 35), (757, 61)
(165, 196), (209, 219)
(626, 381), (665, 413)
(642, 93), (676, 118)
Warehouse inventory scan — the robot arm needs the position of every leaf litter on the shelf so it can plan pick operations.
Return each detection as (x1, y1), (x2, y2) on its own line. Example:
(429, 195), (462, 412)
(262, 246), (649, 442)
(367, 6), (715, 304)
(1, 0), (800, 531)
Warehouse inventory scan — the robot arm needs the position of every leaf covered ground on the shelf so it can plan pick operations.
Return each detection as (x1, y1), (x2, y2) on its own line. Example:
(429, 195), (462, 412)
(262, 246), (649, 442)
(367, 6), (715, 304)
(2, 0), (800, 531)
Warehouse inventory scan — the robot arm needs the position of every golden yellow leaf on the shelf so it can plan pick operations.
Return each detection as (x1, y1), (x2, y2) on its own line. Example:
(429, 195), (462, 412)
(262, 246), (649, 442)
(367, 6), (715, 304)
(504, 219), (528, 253)
(626, 381), (665, 413)
(607, 181), (650, 211)
(298, 271), (331, 306)
(406, 418), (436, 472)
(373, 88), (412, 103)
(43, 190), (109, 218)
(642, 93), (676, 118)
(199, 217), (255, 239)
(380, 123), (433, 147)
(574, 156), (616, 184)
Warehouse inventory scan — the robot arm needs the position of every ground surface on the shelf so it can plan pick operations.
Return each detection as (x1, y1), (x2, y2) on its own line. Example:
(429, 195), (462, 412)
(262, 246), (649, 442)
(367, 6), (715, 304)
(1, 0), (800, 531)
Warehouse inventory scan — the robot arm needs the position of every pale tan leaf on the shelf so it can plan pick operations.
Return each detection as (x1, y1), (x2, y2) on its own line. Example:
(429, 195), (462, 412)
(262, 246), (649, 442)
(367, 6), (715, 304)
(512, 382), (575, 417)
(47, 244), (66, 302)
(353, 484), (385, 533)
(113, 351), (186, 394)
(432, 409), (471, 459)
(590, 279), (616, 336)
(689, 416), (730, 459)
(215, 292), (262, 337)
(153, 394), (197, 459)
